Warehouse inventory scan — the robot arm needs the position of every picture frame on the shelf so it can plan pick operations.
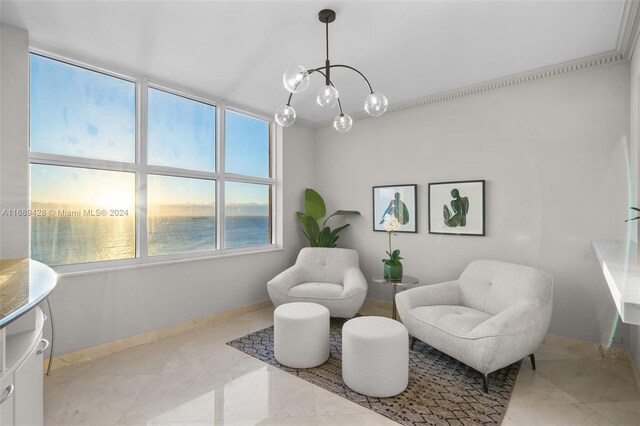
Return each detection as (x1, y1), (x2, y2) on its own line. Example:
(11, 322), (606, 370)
(372, 184), (417, 233)
(428, 180), (485, 236)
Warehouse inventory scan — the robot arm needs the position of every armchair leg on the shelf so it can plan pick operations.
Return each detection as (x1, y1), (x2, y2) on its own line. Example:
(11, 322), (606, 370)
(529, 353), (536, 370)
(410, 336), (417, 350)
(482, 373), (489, 393)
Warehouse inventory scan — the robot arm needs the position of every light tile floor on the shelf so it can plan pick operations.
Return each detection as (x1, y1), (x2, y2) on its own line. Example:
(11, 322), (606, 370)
(44, 304), (640, 425)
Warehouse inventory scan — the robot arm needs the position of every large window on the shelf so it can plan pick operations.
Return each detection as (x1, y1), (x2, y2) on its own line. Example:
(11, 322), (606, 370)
(29, 52), (276, 269)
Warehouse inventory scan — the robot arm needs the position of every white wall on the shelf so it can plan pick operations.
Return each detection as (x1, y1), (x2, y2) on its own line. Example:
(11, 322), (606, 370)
(629, 36), (640, 375)
(314, 63), (630, 346)
(0, 24), (29, 258)
(0, 24), (317, 355)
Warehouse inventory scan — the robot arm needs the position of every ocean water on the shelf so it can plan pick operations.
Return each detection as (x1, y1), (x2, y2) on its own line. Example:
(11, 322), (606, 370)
(31, 215), (270, 266)
(147, 216), (215, 256)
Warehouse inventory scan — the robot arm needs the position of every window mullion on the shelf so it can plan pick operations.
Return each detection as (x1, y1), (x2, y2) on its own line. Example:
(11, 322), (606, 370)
(29, 153), (138, 173)
(145, 166), (219, 181)
(218, 102), (226, 252)
(271, 122), (277, 245)
(138, 77), (149, 259)
(222, 174), (275, 185)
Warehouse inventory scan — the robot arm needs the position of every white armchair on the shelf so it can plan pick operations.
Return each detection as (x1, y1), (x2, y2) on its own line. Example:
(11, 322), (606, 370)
(396, 260), (553, 392)
(267, 248), (367, 318)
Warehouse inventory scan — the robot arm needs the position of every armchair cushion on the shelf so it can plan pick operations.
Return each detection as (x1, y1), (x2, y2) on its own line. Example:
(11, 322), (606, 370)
(411, 305), (491, 338)
(289, 282), (345, 299)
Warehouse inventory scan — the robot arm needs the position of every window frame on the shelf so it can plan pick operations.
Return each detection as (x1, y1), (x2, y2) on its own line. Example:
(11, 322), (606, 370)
(28, 47), (280, 274)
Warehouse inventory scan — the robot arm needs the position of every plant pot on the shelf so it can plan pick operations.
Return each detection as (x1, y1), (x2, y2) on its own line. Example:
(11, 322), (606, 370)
(384, 261), (403, 281)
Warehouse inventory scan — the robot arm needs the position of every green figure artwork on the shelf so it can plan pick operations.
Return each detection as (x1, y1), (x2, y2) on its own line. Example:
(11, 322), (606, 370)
(443, 188), (469, 227)
(379, 192), (410, 225)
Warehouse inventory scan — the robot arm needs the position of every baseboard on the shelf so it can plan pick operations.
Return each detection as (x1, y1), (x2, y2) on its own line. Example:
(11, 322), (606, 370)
(543, 334), (640, 392)
(45, 299), (272, 372)
(543, 334), (632, 362)
(632, 357), (640, 395)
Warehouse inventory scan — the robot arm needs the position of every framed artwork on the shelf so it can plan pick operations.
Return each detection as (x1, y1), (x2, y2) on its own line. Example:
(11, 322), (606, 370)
(372, 184), (417, 233)
(428, 180), (485, 236)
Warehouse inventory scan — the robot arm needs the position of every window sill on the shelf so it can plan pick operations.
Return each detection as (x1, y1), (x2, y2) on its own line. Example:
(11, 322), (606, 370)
(53, 246), (285, 278)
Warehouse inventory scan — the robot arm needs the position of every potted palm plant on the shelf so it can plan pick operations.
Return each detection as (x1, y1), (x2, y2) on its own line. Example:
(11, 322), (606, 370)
(296, 188), (360, 247)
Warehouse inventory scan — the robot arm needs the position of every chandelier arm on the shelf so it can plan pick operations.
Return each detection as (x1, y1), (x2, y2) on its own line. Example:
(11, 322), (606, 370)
(286, 69), (321, 105)
(284, 69), (344, 115)
(329, 64), (374, 93)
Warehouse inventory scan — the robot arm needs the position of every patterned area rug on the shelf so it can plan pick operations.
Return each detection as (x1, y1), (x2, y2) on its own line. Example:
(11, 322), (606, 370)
(227, 317), (520, 426)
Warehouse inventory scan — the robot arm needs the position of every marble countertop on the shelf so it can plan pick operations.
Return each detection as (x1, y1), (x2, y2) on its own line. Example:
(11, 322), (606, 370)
(0, 258), (56, 328)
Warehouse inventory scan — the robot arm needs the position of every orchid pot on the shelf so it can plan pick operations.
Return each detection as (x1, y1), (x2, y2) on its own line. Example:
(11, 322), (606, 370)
(384, 260), (403, 281)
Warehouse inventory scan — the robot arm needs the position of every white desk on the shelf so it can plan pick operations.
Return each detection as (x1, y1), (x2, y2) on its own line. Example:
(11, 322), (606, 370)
(592, 239), (640, 325)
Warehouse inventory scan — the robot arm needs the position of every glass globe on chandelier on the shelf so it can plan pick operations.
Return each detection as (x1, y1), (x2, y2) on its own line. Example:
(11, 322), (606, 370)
(275, 9), (388, 132)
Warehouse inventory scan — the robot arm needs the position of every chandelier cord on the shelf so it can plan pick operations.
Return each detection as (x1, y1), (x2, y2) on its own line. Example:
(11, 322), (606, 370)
(325, 21), (329, 63)
(325, 20), (331, 86)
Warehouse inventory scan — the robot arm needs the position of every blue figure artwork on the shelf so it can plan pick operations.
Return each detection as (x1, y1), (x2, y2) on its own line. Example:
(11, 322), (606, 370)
(379, 192), (410, 225)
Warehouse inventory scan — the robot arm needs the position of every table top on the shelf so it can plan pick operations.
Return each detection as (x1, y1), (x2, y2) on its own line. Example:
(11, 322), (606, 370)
(592, 239), (640, 325)
(371, 275), (419, 286)
(0, 258), (57, 328)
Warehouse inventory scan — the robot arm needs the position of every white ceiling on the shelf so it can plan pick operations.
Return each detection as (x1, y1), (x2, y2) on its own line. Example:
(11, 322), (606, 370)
(0, 1), (625, 124)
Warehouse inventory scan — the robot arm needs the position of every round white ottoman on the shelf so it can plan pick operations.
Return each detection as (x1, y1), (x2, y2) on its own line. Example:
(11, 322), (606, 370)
(274, 302), (330, 368)
(342, 316), (409, 397)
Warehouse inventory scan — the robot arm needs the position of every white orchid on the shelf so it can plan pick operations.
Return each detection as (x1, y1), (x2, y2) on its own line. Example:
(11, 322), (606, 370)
(382, 214), (403, 269)
(383, 214), (401, 233)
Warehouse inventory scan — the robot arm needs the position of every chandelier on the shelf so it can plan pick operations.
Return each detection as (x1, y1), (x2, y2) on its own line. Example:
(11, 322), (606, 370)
(275, 9), (388, 132)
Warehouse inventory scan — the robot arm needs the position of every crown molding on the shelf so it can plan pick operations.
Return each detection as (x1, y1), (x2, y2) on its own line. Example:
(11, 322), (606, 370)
(292, 117), (317, 129)
(617, 0), (640, 60)
(315, 50), (625, 128)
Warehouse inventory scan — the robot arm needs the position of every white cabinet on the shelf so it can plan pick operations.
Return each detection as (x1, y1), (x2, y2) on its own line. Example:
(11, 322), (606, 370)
(14, 342), (43, 426)
(0, 260), (55, 426)
(0, 308), (45, 426)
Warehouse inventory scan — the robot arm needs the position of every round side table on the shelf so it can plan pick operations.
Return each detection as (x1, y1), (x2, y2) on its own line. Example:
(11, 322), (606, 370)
(371, 276), (419, 320)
